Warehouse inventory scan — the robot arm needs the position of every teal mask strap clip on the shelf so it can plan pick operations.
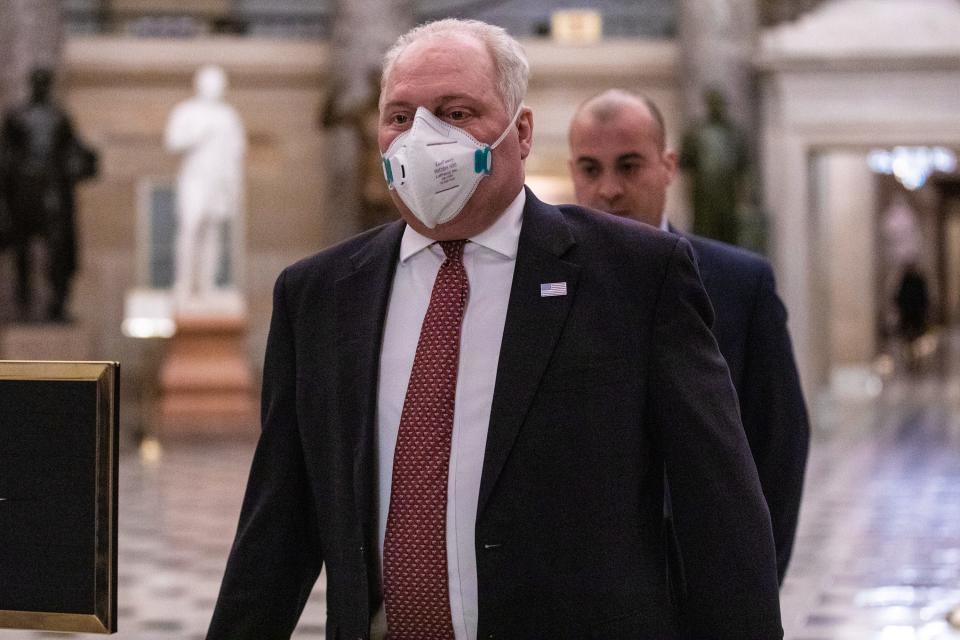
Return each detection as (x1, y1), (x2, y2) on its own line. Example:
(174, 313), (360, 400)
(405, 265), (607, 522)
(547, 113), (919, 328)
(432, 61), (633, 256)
(474, 147), (492, 174)
(382, 157), (394, 185)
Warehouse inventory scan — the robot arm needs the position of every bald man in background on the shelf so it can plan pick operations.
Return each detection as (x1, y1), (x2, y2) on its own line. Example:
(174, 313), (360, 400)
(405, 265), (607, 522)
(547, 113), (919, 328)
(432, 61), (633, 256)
(568, 89), (809, 585)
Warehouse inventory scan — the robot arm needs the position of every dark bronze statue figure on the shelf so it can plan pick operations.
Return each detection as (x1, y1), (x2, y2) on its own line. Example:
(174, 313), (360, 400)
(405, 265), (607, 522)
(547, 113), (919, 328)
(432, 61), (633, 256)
(680, 88), (749, 246)
(0, 68), (98, 322)
(320, 70), (397, 231)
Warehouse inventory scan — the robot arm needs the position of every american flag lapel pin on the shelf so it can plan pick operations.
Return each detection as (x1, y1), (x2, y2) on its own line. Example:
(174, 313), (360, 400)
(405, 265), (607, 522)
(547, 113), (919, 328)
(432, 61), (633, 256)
(540, 282), (567, 297)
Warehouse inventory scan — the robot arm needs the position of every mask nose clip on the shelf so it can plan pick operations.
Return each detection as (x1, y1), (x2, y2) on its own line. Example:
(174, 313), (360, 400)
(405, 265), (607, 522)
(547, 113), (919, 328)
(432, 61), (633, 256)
(474, 147), (492, 174)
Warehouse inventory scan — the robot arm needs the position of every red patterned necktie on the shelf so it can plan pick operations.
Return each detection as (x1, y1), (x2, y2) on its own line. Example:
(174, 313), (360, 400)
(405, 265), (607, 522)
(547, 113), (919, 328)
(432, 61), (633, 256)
(383, 240), (469, 639)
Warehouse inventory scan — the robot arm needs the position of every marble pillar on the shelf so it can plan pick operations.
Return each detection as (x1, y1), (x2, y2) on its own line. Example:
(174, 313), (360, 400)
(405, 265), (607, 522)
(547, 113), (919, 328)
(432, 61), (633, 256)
(677, 0), (758, 130)
(320, 0), (412, 241)
(154, 314), (257, 439)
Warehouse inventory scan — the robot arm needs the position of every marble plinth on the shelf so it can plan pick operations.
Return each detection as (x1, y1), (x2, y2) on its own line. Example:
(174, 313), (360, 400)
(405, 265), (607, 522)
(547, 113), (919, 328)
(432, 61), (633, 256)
(153, 313), (257, 439)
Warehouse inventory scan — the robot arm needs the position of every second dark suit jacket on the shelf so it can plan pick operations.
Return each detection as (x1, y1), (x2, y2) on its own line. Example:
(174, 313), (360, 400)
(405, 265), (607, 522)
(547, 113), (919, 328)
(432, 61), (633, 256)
(677, 230), (810, 583)
(208, 189), (783, 639)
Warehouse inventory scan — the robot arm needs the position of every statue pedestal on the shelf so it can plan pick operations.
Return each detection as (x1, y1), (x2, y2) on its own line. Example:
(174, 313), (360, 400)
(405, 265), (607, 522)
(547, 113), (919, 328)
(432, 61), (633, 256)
(154, 313), (257, 439)
(0, 322), (94, 360)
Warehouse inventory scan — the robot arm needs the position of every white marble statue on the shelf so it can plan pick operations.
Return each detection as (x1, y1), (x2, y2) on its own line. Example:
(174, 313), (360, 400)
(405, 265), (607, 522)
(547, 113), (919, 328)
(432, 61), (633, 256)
(164, 65), (246, 311)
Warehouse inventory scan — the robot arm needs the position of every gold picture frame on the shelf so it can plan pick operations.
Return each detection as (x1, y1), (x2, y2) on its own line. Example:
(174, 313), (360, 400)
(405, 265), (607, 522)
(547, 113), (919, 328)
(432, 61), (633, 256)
(0, 361), (119, 634)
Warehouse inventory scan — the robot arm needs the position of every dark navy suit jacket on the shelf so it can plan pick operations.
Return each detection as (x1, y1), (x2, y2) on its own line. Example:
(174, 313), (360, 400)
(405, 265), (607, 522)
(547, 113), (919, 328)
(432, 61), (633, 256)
(208, 189), (783, 639)
(678, 229), (809, 583)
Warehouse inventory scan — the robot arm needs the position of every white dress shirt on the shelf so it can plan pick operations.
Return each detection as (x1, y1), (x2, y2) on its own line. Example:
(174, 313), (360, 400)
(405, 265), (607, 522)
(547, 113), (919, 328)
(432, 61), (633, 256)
(371, 189), (526, 639)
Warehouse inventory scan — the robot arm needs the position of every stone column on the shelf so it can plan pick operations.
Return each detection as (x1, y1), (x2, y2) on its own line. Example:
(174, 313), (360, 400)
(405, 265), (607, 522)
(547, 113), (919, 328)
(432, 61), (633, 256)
(320, 0), (413, 242)
(0, 0), (63, 111)
(680, 0), (831, 124)
(677, 0), (758, 138)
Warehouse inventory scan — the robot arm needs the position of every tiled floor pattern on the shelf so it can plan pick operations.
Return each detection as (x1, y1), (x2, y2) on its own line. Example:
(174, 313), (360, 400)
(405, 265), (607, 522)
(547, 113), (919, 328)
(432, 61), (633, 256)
(780, 368), (960, 640)
(4, 339), (960, 638)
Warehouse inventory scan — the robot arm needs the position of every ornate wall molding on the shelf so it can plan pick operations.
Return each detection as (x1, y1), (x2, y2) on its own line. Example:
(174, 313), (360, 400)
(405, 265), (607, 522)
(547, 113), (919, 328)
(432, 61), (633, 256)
(760, 0), (960, 68)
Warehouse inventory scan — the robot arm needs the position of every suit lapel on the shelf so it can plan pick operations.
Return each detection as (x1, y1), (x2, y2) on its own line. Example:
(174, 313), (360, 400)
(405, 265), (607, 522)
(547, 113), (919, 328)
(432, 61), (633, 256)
(477, 190), (579, 518)
(672, 225), (713, 292)
(334, 221), (405, 545)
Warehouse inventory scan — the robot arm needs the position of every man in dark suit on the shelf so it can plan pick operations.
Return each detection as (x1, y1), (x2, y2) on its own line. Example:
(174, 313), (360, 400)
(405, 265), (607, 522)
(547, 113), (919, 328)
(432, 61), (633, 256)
(208, 20), (782, 639)
(568, 89), (810, 584)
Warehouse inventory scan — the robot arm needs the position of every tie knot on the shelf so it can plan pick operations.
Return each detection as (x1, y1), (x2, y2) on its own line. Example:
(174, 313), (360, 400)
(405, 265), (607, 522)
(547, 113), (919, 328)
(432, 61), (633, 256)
(438, 240), (467, 262)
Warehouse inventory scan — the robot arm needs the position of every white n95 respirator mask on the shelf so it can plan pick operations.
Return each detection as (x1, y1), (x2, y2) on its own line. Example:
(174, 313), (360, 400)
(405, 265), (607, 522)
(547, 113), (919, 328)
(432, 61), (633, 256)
(381, 105), (522, 229)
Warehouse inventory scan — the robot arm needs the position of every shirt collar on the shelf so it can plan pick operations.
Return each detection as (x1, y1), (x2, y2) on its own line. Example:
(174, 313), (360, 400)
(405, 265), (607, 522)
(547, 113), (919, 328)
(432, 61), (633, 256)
(399, 188), (526, 263)
(659, 213), (669, 232)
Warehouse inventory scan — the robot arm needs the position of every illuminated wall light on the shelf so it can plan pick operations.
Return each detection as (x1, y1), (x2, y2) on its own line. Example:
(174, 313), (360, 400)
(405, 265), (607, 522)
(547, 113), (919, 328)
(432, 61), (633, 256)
(551, 9), (602, 44)
(868, 146), (958, 190)
(121, 317), (177, 339)
(122, 288), (176, 339)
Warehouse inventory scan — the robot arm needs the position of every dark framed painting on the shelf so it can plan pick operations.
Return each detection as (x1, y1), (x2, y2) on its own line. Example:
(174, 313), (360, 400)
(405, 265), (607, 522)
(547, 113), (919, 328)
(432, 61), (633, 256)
(0, 361), (119, 634)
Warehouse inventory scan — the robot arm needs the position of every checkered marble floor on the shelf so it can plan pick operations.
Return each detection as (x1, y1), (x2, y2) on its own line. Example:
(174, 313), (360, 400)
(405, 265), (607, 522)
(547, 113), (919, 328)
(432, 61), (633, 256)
(781, 368), (960, 640)
(4, 338), (960, 639)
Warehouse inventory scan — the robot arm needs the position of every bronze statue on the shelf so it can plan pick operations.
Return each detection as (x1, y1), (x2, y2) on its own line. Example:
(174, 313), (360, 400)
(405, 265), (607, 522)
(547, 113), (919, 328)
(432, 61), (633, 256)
(0, 158), (11, 248)
(679, 88), (748, 246)
(320, 70), (397, 231)
(0, 68), (98, 322)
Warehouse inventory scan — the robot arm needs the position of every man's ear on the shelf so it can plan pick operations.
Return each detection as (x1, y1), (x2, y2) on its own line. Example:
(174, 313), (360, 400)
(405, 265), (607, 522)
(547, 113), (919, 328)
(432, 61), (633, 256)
(517, 107), (534, 159)
(663, 149), (679, 184)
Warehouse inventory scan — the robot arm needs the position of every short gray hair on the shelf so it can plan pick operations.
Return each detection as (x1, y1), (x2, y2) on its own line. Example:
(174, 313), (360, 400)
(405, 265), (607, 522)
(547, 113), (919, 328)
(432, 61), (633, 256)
(381, 19), (529, 116)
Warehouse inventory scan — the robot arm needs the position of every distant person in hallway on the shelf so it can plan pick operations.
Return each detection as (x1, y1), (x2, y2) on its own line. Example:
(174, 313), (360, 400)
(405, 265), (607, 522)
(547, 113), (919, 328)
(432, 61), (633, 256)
(208, 19), (782, 640)
(568, 89), (810, 585)
(0, 67), (98, 322)
(894, 260), (930, 371)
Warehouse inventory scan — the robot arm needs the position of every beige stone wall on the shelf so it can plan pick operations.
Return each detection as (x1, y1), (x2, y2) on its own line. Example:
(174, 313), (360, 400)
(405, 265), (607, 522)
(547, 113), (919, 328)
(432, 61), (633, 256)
(818, 152), (877, 365)
(56, 35), (679, 428)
